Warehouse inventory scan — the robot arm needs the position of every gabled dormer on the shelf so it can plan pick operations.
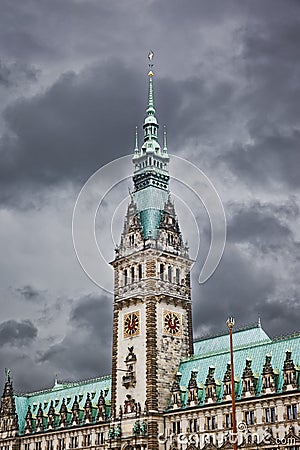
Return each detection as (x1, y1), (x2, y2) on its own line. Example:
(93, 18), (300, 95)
(242, 358), (256, 397)
(171, 373), (182, 409)
(187, 370), (199, 406)
(205, 366), (217, 403)
(282, 349), (297, 391)
(261, 354), (276, 394)
(222, 363), (232, 401)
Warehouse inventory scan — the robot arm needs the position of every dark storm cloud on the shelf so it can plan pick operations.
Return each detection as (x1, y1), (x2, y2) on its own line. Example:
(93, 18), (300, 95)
(0, 60), (238, 207)
(0, 61), (144, 205)
(38, 294), (112, 380)
(228, 201), (296, 250)
(0, 319), (37, 346)
(221, 13), (300, 188)
(17, 285), (41, 301)
(191, 199), (300, 339)
(192, 245), (276, 335)
(0, 60), (38, 88)
(224, 128), (300, 188)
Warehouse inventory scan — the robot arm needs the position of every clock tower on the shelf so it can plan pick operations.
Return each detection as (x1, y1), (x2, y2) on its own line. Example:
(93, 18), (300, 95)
(110, 56), (193, 449)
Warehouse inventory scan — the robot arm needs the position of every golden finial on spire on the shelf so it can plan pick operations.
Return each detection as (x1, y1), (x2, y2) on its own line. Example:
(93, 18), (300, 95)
(148, 50), (154, 77)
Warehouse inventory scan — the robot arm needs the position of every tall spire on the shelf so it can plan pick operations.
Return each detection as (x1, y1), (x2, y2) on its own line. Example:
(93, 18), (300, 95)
(134, 126), (139, 155)
(147, 55), (155, 116)
(143, 51), (159, 144)
(163, 125), (168, 154)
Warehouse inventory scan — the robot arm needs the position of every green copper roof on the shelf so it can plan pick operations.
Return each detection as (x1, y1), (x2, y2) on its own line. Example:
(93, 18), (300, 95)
(139, 209), (163, 239)
(193, 322), (271, 356)
(133, 186), (168, 239)
(176, 325), (300, 408)
(14, 375), (111, 434)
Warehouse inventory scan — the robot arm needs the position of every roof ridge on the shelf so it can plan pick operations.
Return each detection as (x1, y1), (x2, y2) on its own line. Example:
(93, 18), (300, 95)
(16, 374), (111, 397)
(185, 337), (274, 363)
(272, 330), (300, 342)
(193, 321), (262, 343)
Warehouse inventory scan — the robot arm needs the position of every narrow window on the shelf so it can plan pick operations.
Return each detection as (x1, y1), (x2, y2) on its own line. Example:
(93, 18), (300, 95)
(226, 413), (232, 428)
(138, 264), (142, 281)
(168, 266), (172, 282)
(293, 404), (298, 419)
(271, 407), (275, 422)
(193, 418), (198, 432)
(207, 417), (211, 430)
(124, 269), (128, 286)
(159, 264), (164, 280)
(131, 266), (135, 283)
(176, 268), (180, 284)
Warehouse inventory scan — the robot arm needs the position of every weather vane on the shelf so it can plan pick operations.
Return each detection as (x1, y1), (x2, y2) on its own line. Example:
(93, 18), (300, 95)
(148, 50), (154, 76)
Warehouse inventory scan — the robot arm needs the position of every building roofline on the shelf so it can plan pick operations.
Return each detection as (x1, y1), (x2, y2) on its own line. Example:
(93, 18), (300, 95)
(15, 374), (111, 398)
(193, 321), (264, 343)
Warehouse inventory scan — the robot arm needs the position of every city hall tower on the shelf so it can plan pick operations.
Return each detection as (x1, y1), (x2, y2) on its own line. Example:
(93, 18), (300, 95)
(110, 55), (194, 448)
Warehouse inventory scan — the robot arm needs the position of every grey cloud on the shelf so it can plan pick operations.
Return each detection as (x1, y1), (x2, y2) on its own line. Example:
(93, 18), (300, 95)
(0, 319), (37, 347)
(0, 60), (38, 88)
(224, 128), (300, 188)
(17, 285), (41, 302)
(37, 294), (112, 380)
(227, 201), (294, 250)
(0, 62), (144, 205)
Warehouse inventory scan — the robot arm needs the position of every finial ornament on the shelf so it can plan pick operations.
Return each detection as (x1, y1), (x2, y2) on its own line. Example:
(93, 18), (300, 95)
(148, 50), (154, 77)
(148, 50), (154, 63)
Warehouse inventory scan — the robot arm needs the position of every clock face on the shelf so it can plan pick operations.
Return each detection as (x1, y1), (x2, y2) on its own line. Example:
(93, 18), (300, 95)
(124, 311), (140, 338)
(163, 311), (181, 336)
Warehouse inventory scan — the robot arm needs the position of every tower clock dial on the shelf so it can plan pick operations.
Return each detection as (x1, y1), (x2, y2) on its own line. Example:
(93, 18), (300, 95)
(163, 311), (181, 336)
(124, 311), (140, 338)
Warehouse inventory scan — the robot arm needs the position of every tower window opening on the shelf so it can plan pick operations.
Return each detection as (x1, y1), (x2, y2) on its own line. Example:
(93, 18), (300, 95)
(176, 268), (180, 284)
(131, 267), (135, 283)
(159, 264), (164, 281)
(124, 269), (128, 286)
(168, 266), (172, 283)
(138, 264), (142, 281)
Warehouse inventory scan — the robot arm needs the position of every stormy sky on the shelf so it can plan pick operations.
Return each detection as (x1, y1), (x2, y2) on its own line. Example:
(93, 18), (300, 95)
(0, 0), (300, 392)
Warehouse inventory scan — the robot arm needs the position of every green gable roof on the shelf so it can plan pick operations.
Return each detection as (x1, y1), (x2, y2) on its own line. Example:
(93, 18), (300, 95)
(15, 375), (111, 434)
(177, 324), (300, 408)
(193, 322), (271, 356)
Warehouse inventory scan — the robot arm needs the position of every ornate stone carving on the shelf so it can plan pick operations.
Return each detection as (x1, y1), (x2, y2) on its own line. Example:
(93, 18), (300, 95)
(59, 398), (67, 428)
(71, 396), (79, 425)
(83, 393), (93, 424)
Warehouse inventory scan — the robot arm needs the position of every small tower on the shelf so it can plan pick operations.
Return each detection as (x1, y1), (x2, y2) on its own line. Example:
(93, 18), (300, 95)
(0, 370), (19, 438)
